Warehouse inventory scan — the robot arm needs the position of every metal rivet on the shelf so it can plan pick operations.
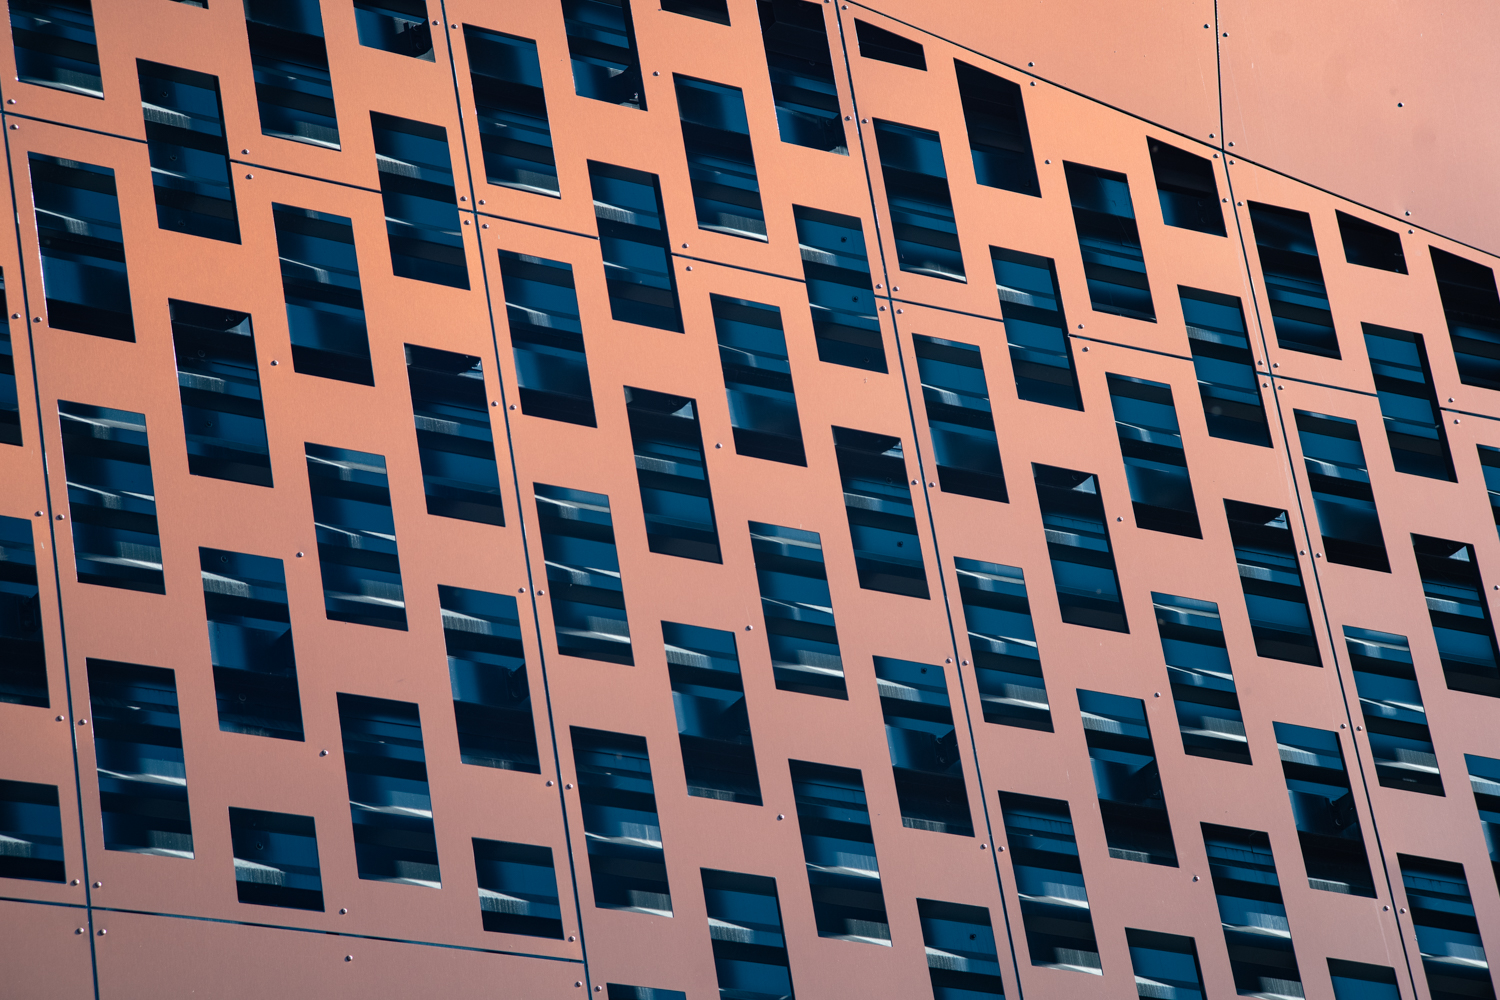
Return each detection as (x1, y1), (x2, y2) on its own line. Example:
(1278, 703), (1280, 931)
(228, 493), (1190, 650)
(714, 442), (722, 448)
(537, 589), (544, 595)
(319, 749), (329, 756)
(1399, 908), (1406, 914)
(745, 624), (754, 631)
(896, 308), (903, 314)
(980, 843), (987, 850)
(547, 780), (554, 787)
(860, 118), (868, 123)
(296, 551), (304, 558)
(32, 316), (40, 322)
(1405, 211), (1411, 217)
(1203, 23), (1209, 27)
(339, 908), (348, 915)
(1397, 102), (1404, 107)
(1116, 516), (1123, 522)
(945, 658), (953, 664)
(93, 881), (101, 888)
(685, 266), (692, 271)
(568, 935), (576, 942)
(1340, 723), (1347, 729)
(776, 814), (784, 821)
(961, 660), (969, 665)
(1192, 875), (1200, 882)
(270, 359), (279, 366)
(652, 71), (658, 76)
(1153, 692), (1161, 697)
(241, 148), (248, 154)
(245, 173), (253, 179)
(7, 124), (15, 130)
(56, 714), (65, 722)
(1027, 62), (1034, 67)
(519, 587), (527, 593)
(481, 223), (488, 229)
(345, 955), (353, 962)
(55, 514), (65, 521)
(431, 19), (438, 24)
(1449, 397), (1455, 402)
(1263, 381), (1270, 387)
(998, 845), (1005, 852)
(34, 511), (42, 517)
(1029, 81), (1035, 86)
(1081, 346), (1088, 352)
(844, 115), (851, 120)
(70, 879), (79, 886)
(450, 23), (456, 28)
(1455, 418), (1461, 424)
(463, 219), (470, 225)
(1077, 323), (1084, 329)
(491, 401), (498, 407)
(78, 718), (86, 725)
(1356, 725), (1363, 731)
(1383, 905), (1390, 911)
(1299, 550), (1306, 555)
(75, 927), (85, 934)
(1044, 159), (1050, 164)
(681, 243), (689, 248)
(1314, 553), (1322, 558)
(1222, 31), (1228, 36)
(911, 479), (918, 485)
(97, 929), (106, 935)
(927, 480), (935, 487)
(5, 99), (12, 104)
(509, 403), (517, 410)
(479, 200), (486, 205)
(565, 783), (573, 790)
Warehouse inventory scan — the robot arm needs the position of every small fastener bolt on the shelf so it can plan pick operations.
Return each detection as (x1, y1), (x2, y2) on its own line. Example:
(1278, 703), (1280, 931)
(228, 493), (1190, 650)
(1192, 875), (1200, 882)
(34, 511), (42, 516)
(75, 927), (85, 934)
(1399, 908), (1406, 914)
(745, 624), (753, 630)
(777, 814), (785, 821)
(93, 881), (101, 888)
(55, 512), (66, 520)
(56, 714), (64, 722)
(270, 359), (279, 366)
(565, 783), (573, 790)
(463, 220), (470, 225)
(568, 935), (576, 942)
(509, 403), (517, 410)
(715, 442), (722, 449)
(1081, 346), (1089, 352)
(927, 481), (936, 487)
(1405, 211), (1411, 217)
(345, 955), (353, 962)
(537, 589), (544, 595)
(1356, 725), (1363, 731)
(685, 266), (692, 271)
(1315, 553), (1321, 558)
(491, 401), (498, 407)
(7, 124), (15, 130)
(911, 479), (918, 485)
(339, 908), (348, 914)
(519, 587), (527, 593)
(70, 879), (79, 885)
(945, 658), (953, 664)
(1340, 723), (1347, 729)
(245, 173), (253, 179)
(998, 845), (1005, 852)
(1299, 550), (1306, 555)
(861, 118), (868, 123)
(1153, 692), (1160, 698)
(980, 843), (987, 850)
(5, 99), (12, 103)
(241, 148), (248, 154)
(296, 552), (304, 558)
(450, 23), (456, 28)
(32, 317), (40, 322)
(1383, 905), (1390, 911)
(78, 718), (86, 725)
(1397, 102), (1404, 107)
(1116, 516), (1123, 522)
(1077, 323), (1084, 329)
(97, 929), (106, 936)
(479, 200), (486, 205)
(682, 243), (689, 248)
(844, 115), (851, 120)
(1455, 418), (1461, 424)
(961, 660), (969, 665)
(319, 749), (329, 756)
(1044, 159), (1050, 164)
(652, 71), (659, 76)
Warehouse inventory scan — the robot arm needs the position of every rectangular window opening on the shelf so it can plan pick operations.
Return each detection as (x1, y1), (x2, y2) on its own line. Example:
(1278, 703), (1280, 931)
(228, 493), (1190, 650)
(406, 345), (504, 525)
(1127, 928), (1206, 1000)
(31, 154), (134, 341)
(873, 119), (964, 282)
(464, 26), (557, 197)
(1431, 247), (1500, 393)
(498, 250), (597, 426)
(1033, 464), (1128, 632)
(472, 838), (563, 937)
(702, 868), (792, 1000)
(955, 60), (1038, 197)
(998, 791), (1100, 974)
(1336, 211), (1406, 273)
(0, 514), (48, 708)
(713, 294), (805, 466)
(790, 760), (889, 945)
(201, 547), (304, 741)
(1079, 690), (1177, 866)
(537, 485), (633, 664)
(1247, 201), (1339, 359)
(1224, 499), (1321, 665)
(1064, 162), (1156, 322)
(371, 112), (469, 289)
(565, 0), (645, 108)
(1399, 854), (1496, 1000)
(273, 203), (373, 385)
(0, 779), (64, 883)
(591, 161), (682, 332)
(12, 0), (101, 97)
(1294, 410), (1390, 571)
(834, 427), (929, 598)
(138, 60), (240, 243)
(338, 693), (439, 886)
(751, 521), (844, 699)
(354, 0), (433, 60)
(1363, 323), (1454, 480)
(1413, 533), (1500, 697)
(1345, 627), (1442, 796)
(572, 727), (672, 915)
(918, 899), (1004, 998)
(171, 300), (271, 487)
(1202, 823), (1302, 997)
(1153, 593), (1248, 764)
(913, 334), (1006, 503)
(89, 659), (193, 858)
(665, 622), (761, 805)
(956, 557), (1050, 731)
(795, 205), (885, 371)
(59, 402), (163, 594)
(443, 585), (540, 773)
(626, 387), (721, 562)
(756, 0), (845, 154)
(876, 657), (972, 836)
(1179, 286), (1272, 447)
(306, 444), (407, 630)
(244, 0), (339, 149)
(1146, 139), (1224, 236)
(854, 19), (924, 69)
(1273, 722), (1377, 897)
(992, 246), (1081, 409)
(675, 75), (765, 241)
(229, 807), (323, 911)
(1107, 373), (1200, 537)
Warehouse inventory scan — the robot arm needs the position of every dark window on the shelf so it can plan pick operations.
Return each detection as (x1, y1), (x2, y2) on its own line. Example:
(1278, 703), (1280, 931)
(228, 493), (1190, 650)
(244, 0), (339, 149)
(1108, 373), (1200, 537)
(626, 387), (720, 562)
(1336, 211), (1406, 273)
(1153, 593), (1248, 764)
(854, 19), (924, 69)
(590, 161), (682, 332)
(354, 0), (433, 59)
(873, 119), (965, 282)
(171, 300), (271, 487)
(662, 0), (729, 25)
(0, 515), (47, 708)
(991, 246), (1081, 409)
(30, 154), (134, 341)
(1033, 464), (1127, 632)
(795, 205), (884, 372)
(1224, 500), (1321, 665)
(789, 760), (889, 945)
(998, 791), (1100, 974)
(88, 659), (193, 858)
(306, 444), (407, 630)
(834, 427), (928, 598)
(1064, 162), (1155, 322)
(472, 838), (563, 937)
(405, 345), (503, 525)
(11, 0), (101, 97)
(916, 898), (1003, 998)
(955, 556), (1050, 731)
(0, 269), (16, 446)
(1179, 286), (1271, 447)
(1399, 854), (1497, 1000)
(571, 727), (672, 915)
(713, 294), (805, 466)
(665, 621), (761, 805)
(955, 60), (1038, 197)
(497, 249), (596, 426)
(535, 484), (633, 664)
(59, 402), (164, 594)
(442, 585), (539, 773)
(565, 0), (644, 108)
(273, 203), (373, 385)
(750, 521), (844, 698)
(875, 657), (971, 836)
(1464, 754), (1500, 894)
(1126, 928), (1205, 1000)
(1247, 202), (1339, 358)
(1431, 247), (1500, 393)
(464, 26), (557, 197)
(200, 547), (303, 741)
(0, 779), (64, 883)
(701, 868), (792, 1000)
(1363, 323), (1454, 480)
(1345, 627), (1442, 795)
(607, 987), (687, 1000)
(228, 807), (323, 911)
(337, 693), (439, 886)
(1202, 823), (1302, 996)
(1328, 959), (1400, 1000)
(1080, 689), (1177, 866)
(913, 334), (1006, 502)
(371, 112), (468, 289)
(138, 60), (239, 243)
(1481, 447), (1500, 540)
(1413, 533), (1500, 697)
(1146, 139), (1224, 236)
(1294, 410), (1389, 571)
(1272, 722), (1376, 897)
(756, 0), (845, 154)
(675, 75), (765, 241)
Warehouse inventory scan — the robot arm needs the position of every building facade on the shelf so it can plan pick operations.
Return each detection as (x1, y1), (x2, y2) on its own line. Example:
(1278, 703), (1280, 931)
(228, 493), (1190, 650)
(2, 1), (1499, 998)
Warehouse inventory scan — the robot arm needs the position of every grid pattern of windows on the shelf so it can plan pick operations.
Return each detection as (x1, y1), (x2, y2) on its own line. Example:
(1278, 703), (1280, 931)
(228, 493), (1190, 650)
(0, 5), (1496, 999)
